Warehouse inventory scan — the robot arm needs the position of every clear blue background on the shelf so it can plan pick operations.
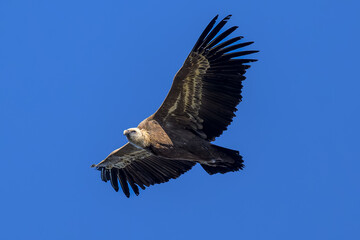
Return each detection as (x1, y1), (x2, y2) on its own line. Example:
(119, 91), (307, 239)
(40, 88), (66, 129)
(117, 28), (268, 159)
(1, 1), (359, 239)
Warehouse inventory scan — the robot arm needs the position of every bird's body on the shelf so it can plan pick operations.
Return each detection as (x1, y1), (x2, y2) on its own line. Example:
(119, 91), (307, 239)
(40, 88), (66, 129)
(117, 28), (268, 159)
(128, 117), (231, 164)
(92, 15), (258, 197)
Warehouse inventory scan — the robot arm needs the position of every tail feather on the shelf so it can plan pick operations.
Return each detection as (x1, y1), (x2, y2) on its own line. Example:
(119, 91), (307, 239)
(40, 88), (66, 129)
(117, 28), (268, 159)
(201, 145), (244, 175)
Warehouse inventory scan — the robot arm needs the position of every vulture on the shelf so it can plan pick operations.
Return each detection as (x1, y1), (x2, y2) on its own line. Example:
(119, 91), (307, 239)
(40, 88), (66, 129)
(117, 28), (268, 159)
(91, 15), (258, 197)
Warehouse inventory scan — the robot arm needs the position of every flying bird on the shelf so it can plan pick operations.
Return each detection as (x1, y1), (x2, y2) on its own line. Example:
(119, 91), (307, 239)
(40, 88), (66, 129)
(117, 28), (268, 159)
(92, 15), (258, 197)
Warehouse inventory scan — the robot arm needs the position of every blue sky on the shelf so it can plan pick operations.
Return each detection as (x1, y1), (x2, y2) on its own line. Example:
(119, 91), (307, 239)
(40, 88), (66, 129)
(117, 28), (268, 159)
(1, 0), (359, 239)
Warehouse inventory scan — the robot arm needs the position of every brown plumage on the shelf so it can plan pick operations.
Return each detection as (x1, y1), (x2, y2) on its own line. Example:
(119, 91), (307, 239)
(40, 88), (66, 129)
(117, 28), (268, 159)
(92, 15), (258, 197)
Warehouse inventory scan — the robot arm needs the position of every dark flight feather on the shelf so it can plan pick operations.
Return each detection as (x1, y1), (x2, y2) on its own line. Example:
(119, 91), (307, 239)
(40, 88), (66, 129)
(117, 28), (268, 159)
(105, 169), (110, 181)
(126, 166), (146, 190)
(209, 36), (243, 55)
(209, 42), (255, 58)
(100, 167), (107, 182)
(110, 168), (119, 192)
(117, 169), (130, 197)
(123, 169), (140, 195)
(206, 26), (238, 51)
(198, 15), (232, 52)
(192, 15), (219, 52)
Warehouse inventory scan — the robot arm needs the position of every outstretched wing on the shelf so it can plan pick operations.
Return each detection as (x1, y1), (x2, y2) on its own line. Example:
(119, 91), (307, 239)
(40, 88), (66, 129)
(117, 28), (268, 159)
(152, 15), (257, 141)
(92, 143), (195, 197)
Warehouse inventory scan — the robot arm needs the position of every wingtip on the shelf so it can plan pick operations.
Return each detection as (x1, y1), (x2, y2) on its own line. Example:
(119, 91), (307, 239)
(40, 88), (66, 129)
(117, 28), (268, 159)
(210, 15), (219, 23)
(224, 14), (232, 20)
(90, 164), (96, 168)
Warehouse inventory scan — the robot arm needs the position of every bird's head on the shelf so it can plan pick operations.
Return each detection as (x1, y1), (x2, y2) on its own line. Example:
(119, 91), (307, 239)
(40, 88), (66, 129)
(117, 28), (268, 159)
(123, 127), (141, 139)
(123, 127), (150, 148)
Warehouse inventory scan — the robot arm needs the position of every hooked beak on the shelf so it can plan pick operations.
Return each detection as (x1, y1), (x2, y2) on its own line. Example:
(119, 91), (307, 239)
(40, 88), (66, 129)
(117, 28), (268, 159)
(123, 130), (130, 136)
